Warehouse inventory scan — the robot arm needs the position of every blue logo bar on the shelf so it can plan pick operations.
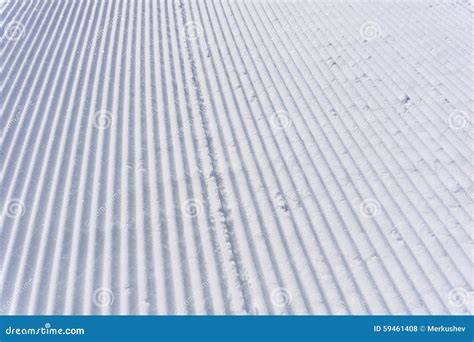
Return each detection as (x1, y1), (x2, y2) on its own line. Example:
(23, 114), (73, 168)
(1, 315), (472, 341)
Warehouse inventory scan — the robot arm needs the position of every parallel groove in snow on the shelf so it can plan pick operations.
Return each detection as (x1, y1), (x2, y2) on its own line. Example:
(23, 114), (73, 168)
(1, 0), (472, 315)
(266, 0), (466, 300)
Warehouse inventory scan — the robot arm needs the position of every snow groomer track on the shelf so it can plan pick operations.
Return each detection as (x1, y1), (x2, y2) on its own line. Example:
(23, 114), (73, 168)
(1, 0), (473, 315)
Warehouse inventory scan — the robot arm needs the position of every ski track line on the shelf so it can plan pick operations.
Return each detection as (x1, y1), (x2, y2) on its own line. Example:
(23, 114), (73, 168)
(0, 1), (51, 130)
(187, 0), (301, 315)
(2, 1), (79, 313)
(172, 0), (225, 315)
(274, 0), (470, 284)
(1, 0), (62, 178)
(1, 0), (472, 315)
(258, 0), (464, 310)
(26, 0), (94, 315)
(286, 1), (472, 284)
(1, 0), (47, 98)
(41, 0), (99, 315)
(254, 0), (438, 313)
(229, 0), (396, 313)
(0, 0), (36, 71)
(180, 0), (253, 314)
(324, 3), (474, 251)
(210, 0), (355, 314)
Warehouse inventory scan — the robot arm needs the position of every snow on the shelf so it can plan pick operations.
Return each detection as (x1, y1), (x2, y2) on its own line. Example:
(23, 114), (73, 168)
(1, 0), (472, 315)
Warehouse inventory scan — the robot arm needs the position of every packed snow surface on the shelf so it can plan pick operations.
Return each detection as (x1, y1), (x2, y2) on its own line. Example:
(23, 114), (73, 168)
(1, 0), (473, 315)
